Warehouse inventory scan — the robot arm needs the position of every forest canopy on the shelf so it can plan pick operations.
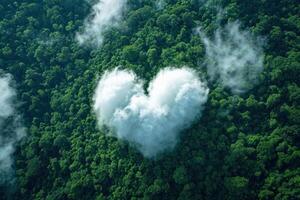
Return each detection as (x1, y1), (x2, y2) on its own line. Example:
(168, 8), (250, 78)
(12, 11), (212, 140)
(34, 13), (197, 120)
(0, 0), (299, 200)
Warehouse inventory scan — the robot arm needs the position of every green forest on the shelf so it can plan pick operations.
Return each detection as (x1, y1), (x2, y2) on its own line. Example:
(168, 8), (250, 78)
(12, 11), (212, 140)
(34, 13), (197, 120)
(0, 0), (299, 199)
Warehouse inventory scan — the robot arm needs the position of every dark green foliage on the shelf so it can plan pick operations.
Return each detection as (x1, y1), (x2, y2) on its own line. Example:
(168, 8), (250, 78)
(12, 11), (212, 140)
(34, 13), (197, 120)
(0, 0), (299, 200)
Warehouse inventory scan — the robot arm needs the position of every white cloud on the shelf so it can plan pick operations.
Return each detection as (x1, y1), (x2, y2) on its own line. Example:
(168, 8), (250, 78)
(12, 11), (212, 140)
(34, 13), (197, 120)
(93, 67), (209, 158)
(198, 21), (264, 94)
(0, 74), (25, 185)
(76, 0), (127, 46)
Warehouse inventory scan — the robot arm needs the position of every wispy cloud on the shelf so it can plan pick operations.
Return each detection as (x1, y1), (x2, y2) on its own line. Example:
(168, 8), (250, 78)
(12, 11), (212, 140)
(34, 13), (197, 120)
(76, 0), (127, 46)
(0, 73), (25, 185)
(198, 21), (264, 94)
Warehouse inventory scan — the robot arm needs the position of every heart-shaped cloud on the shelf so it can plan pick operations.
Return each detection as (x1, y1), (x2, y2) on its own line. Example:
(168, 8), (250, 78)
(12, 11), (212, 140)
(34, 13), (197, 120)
(93, 67), (209, 158)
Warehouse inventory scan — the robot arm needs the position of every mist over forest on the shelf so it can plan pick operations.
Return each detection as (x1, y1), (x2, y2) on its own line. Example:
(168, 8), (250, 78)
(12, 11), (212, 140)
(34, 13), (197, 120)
(0, 0), (299, 199)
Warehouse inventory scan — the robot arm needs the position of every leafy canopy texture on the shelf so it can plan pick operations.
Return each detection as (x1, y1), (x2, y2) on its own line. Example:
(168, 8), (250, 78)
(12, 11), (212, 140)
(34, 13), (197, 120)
(0, 0), (299, 199)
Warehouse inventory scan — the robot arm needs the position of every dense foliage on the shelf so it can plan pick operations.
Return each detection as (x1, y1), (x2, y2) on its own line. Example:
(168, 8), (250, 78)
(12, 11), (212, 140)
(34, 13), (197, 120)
(0, 0), (299, 199)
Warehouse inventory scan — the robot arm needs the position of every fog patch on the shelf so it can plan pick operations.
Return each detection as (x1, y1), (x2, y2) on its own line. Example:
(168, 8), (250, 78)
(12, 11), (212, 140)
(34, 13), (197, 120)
(156, 0), (166, 10)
